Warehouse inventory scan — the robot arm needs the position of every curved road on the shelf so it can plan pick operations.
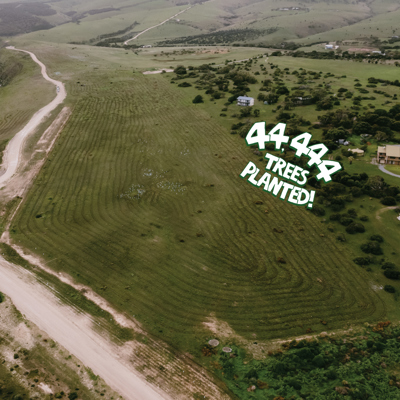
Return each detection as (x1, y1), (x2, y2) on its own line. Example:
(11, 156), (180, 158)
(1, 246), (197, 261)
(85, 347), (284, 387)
(124, 6), (192, 45)
(1, 47), (66, 188)
(1, 47), (170, 400)
(379, 164), (400, 178)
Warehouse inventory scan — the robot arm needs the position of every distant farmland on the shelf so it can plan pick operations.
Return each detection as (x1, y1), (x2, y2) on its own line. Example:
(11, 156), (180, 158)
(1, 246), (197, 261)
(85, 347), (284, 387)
(11, 67), (388, 355)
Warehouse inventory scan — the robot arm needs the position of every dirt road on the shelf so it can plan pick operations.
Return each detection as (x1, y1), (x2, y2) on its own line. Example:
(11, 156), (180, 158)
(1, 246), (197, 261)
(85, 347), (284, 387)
(0, 47), (66, 188)
(0, 47), (171, 400)
(0, 259), (170, 400)
(124, 6), (192, 45)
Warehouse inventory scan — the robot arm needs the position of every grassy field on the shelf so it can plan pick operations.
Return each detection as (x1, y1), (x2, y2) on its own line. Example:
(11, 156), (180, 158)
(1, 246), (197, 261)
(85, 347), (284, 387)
(0, 49), (54, 143)
(5, 0), (399, 47)
(385, 164), (400, 175)
(8, 45), (395, 364)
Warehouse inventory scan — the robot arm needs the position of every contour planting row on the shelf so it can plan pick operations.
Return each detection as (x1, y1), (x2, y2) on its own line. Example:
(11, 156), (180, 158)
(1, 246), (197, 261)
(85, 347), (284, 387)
(12, 74), (386, 348)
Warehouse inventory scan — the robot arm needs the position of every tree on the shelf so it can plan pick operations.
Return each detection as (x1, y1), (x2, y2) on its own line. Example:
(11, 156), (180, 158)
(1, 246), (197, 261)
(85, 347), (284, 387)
(361, 241), (383, 255)
(381, 196), (396, 206)
(253, 109), (260, 117)
(384, 270), (400, 280)
(240, 107), (252, 118)
(174, 65), (187, 75)
(375, 131), (389, 141)
(384, 285), (396, 293)
(192, 95), (204, 104)
(346, 222), (365, 234)
(353, 121), (373, 135)
(324, 127), (349, 141)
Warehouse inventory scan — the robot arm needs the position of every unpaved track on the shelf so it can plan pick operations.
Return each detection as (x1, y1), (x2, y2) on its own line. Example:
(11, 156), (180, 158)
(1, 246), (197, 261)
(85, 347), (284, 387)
(124, 6), (192, 45)
(1, 47), (66, 188)
(0, 259), (170, 400)
(0, 47), (171, 400)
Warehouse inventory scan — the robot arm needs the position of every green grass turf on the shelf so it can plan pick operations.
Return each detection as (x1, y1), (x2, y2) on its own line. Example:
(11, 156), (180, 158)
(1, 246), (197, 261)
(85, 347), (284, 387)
(10, 0), (399, 46)
(384, 165), (400, 175)
(0, 49), (54, 142)
(10, 56), (392, 357)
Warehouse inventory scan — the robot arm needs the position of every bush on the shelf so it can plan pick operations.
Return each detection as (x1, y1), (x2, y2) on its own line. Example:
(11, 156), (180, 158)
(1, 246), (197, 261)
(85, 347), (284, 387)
(381, 196), (396, 206)
(329, 213), (341, 221)
(384, 270), (400, 280)
(192, 95), (204, 104)
(174, 65), (187, 75)
(340, 217), (353, 226)
(312, 354), (326, 368)
(361, 241), (383, 255)
(381, 262), (396, 270)
(370, 234), (384, 243)
(350, 187), (363, 197)
(347, 208), (357, 218)
(311, 205), (325, 216)
(384, 285), (396, 293)
(360, 215), (369, 221)
(346, 222), (365, 234)
(336, 233), (346, 242)
(68, 393), (78, 400)
(178, 81), (192, 87)
(353, 257), (371, 265)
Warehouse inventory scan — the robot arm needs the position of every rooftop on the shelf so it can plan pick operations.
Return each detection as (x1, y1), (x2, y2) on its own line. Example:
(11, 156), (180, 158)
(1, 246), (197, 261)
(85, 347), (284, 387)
(386, 145), (400, 158)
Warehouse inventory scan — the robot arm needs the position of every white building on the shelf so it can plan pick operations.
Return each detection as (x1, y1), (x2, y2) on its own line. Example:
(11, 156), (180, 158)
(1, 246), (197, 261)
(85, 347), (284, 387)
(237, 96), (254, 106)
(325, 44), (334, 50)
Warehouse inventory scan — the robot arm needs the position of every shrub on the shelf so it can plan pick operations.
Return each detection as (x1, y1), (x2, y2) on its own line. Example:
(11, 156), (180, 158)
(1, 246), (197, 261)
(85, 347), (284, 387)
(361, 241), (383, 255)
(68, 393), (78, 400)
(311, 205), (325, 216)
(347, 208), (357, 218)
(353, 257), (371, 265)
(381, 262), (396, 270)
(360, 215), (369, 221)
(174, 65), (187, 75)
(336, 233), (346, 242)
(384, 270), (400, 280)
(384, 285), (396, 293)
(178, 81), (192, 87)
(381, 196), (396, 206)
(340, 217), (353, 226)
(192, 95), (204, 104)
(346, 222), (365, 234)
(370, 234), (384, 243)
(350, 187), (363, 197)
(329, 213), (341, 221)
(312, 354), (326, 368)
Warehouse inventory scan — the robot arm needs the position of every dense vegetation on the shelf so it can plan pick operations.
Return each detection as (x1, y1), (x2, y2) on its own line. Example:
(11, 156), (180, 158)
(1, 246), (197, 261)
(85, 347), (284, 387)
(0, 2), (54, 36)
(203, 322), (400, 399)
(157, 28), (277, 47)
